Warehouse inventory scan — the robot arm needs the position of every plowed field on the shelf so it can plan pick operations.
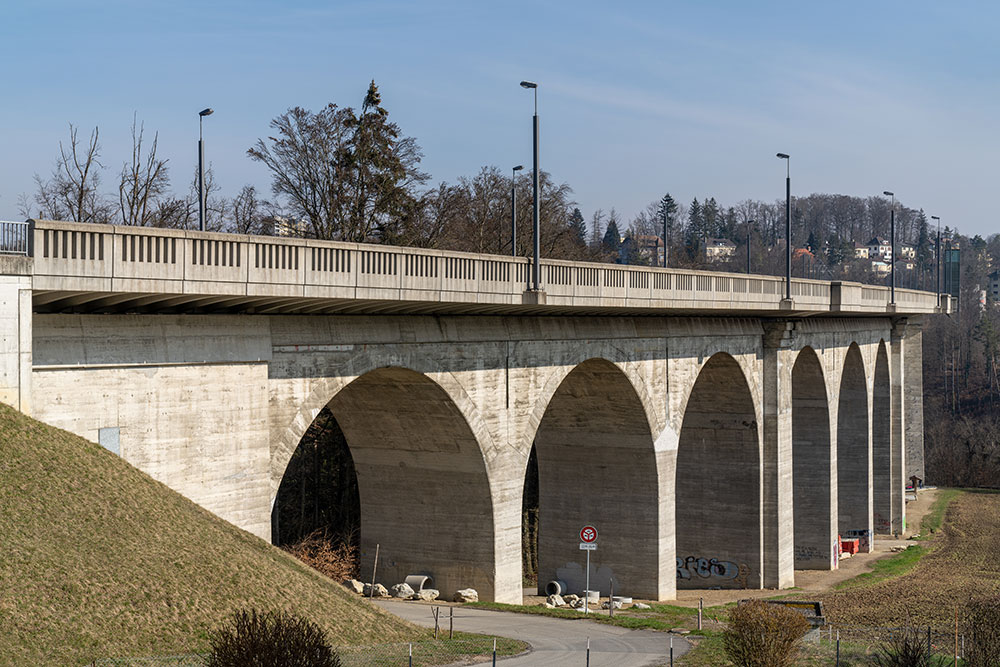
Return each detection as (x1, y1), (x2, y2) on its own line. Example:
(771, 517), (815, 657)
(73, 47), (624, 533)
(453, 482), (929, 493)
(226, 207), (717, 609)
(817, 490), (1000, 626)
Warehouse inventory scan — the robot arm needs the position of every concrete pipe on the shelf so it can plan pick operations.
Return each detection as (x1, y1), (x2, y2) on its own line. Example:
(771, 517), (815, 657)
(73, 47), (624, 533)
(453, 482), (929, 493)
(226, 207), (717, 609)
(545, 580), (569, 596)
(404, 574), (434, 592)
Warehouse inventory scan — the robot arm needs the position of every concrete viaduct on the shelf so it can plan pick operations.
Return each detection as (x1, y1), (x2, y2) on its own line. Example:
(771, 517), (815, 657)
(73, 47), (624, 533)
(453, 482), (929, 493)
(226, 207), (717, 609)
(0, 220), (947, 603)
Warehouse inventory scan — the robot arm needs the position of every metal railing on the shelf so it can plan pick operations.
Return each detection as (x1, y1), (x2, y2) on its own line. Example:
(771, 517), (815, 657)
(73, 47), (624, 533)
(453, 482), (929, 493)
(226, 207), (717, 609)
(0, 220), (32, 255)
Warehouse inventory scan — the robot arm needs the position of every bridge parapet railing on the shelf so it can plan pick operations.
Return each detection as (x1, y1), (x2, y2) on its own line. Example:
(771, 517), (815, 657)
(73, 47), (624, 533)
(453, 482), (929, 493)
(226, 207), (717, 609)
(27, 220), (944, 314)
(0, 220), (32, 255)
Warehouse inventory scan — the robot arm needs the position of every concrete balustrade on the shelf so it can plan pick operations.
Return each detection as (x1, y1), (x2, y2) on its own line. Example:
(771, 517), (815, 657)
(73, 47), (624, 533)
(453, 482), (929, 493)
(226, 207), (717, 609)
(28, 220), (944, 316)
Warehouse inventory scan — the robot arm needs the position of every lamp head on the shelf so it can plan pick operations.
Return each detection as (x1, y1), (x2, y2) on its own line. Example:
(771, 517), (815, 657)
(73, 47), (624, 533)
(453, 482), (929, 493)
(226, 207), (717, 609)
(776, 152), (789, 159)
(513, 165), (524, 171)
(883, 190), (894, 197)
(199, 108), (214, 117)
(519, 81), (537, 89)
(931, 215), (940, 221)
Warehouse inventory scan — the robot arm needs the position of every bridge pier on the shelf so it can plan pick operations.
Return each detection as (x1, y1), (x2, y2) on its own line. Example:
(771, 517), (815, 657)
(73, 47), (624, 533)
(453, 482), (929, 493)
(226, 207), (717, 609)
(890, 321), (909, 534)
(762, 322), (795, 588)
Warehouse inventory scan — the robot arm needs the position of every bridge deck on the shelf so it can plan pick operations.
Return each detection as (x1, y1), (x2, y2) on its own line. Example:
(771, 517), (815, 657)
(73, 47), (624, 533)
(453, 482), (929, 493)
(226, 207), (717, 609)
(27, 220), (945, 317)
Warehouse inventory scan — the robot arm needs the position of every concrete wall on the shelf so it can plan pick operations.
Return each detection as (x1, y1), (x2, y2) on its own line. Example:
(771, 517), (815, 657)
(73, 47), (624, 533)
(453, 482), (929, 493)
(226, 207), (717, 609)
(0, 257), (32, 414)
(837, 344), (874, 552)
(791, 347), (835, 569)
(872, 342), (892, 534)
(534, 359), (660, 599)
(676, 353), (761, 590)
(31, 314), (273, 537)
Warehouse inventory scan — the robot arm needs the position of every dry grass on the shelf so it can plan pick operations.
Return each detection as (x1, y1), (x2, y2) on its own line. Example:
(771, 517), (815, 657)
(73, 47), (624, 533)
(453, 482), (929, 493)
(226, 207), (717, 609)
(817, 489), (1000, 627)
(0, 404), (417, 665)
(284, 530), (359, 583)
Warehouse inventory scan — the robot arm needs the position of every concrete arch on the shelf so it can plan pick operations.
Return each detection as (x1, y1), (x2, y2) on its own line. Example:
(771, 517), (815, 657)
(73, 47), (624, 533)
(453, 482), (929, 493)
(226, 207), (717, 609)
(792, 346), (836, 570)
(837, 343), (873, 552)
(676, 352), (761, 589)
(672, 350), (763, 438)
(872, 340), (892, 534)
(271, 353), (500, 500)
(531, 358), (668, 599)
(522, 347), (663, 459)
(273, 365), (500, 601)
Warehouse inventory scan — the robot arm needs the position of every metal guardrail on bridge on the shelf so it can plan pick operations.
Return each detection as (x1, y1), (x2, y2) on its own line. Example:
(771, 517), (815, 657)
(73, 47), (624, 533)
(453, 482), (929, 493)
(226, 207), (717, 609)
(0, 220), (32, 255)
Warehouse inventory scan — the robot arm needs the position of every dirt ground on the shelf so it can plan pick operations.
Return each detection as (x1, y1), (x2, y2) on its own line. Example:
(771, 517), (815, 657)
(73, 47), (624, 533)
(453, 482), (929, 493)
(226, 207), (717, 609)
(817, 488), (1000, 626)
(524, 488), (942, 611)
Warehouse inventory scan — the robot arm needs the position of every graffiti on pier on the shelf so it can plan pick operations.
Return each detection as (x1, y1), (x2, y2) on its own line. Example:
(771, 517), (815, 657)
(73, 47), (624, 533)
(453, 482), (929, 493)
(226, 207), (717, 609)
(677, 556), (751, 587)
(873, 512), (891, 532)
(844, 529), (871, 552)
(794, 545), (824, 561)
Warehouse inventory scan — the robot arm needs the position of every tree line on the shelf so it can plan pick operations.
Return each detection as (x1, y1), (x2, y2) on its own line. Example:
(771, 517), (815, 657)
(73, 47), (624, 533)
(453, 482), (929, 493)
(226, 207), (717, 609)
(22, 80), (998, 489)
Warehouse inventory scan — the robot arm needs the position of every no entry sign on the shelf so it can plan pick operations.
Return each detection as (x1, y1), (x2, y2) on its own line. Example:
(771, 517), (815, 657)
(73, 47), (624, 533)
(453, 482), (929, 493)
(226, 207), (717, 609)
(580, 525), (598, 543)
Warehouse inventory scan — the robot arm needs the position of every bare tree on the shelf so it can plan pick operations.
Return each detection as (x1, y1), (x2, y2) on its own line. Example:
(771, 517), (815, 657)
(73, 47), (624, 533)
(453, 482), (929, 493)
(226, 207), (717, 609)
(33, 124), (114, 223)
(119, 114), (169, 226)
(231, 184), (263, 234)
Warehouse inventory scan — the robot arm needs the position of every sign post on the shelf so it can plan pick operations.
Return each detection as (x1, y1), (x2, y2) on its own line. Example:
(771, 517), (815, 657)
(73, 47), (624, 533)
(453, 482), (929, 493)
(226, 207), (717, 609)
(579, 525), (598, 615)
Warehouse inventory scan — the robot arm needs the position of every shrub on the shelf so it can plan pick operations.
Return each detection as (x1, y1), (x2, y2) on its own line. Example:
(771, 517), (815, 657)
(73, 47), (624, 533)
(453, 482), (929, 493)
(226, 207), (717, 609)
(285, 530), (358, 582)
(721, 599), (809, 667)
(965, 597), (1000, 667)
(207, 608), (341, 667)
(871, 626), (946, 666)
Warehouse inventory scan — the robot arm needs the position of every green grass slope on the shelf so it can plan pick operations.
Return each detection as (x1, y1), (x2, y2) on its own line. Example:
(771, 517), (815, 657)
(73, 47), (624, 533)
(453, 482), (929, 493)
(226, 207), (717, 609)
(0, 404), (415, 665)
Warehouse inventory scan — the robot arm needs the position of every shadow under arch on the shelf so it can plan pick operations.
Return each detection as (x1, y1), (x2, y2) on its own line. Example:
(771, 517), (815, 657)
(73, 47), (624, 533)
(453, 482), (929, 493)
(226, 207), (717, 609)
(838, 343), (873, 552)
(792, 346), (836, 569)
(273, 366), (497, 600)
(872, 340), (892, 534)
(531, 358), (666, 599)
(676, 352), (761, 589)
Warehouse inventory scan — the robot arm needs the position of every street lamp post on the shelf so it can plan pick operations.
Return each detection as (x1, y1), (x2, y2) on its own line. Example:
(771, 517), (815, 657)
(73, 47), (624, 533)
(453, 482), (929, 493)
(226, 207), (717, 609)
(931, 215), (941, 309)
(511, 165), (523, 258)
(884, 191), (896, 304)
(520, 80), (540, 292)
(776, 153), (791, 300)
(746, 219), (754, 274)
(198, 108), (214, 232)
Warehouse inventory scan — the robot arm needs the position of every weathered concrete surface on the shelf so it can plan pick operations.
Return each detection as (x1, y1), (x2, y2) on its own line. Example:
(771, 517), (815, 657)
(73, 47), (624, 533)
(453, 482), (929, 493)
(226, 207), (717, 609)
(0, 256), (32, 414)
(23, 308), (920, 603)
(791, 346), (835, 570)
(31, 313), (273, 538)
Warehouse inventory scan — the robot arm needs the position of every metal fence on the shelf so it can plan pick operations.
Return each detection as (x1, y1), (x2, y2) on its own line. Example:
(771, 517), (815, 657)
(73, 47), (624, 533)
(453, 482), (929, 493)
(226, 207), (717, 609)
(91, 637), (524, 666)
(0, 220), (31, 255)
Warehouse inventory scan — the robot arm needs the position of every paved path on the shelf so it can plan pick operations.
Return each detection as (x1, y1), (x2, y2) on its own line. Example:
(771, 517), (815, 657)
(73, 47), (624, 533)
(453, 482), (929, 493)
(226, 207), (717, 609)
(376, 600), (689, 666)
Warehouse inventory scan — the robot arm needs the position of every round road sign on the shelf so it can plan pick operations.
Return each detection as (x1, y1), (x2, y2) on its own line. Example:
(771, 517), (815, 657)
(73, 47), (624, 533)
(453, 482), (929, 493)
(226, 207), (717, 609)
(580, 525), (598, 543)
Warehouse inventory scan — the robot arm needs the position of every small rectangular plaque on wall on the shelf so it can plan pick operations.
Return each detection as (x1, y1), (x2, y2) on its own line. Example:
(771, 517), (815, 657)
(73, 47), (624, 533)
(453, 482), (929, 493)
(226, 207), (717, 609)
(98, 427), (120, 455)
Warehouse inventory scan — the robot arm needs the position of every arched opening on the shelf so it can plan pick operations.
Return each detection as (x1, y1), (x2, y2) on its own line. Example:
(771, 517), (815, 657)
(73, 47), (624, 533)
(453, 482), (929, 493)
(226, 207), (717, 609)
(872, 341), (892, 534)
(531, 359), (662, 599)
(837, 344), (873, 552)
(273, 367), (496, 599)
(272, 409), (360, 558)
(676, 353), (760, 589)
(791, 347), (835, 569)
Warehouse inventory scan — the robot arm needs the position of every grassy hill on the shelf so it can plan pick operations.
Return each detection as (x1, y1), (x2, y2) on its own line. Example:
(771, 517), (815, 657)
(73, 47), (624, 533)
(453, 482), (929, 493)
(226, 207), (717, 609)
(0, 403), (416, 665)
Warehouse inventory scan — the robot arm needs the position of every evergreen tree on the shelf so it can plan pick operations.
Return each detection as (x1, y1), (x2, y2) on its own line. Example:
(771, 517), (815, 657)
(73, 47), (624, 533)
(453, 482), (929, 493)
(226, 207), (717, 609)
(602, 209), (622, 256)
(568, 207), (586, 245)
(916, 209), (931, 270)
(807, 230), (817, 253)
(702, 197), (720, 238)
(685, 198), (703, 258)
(656, 193), (678, 266)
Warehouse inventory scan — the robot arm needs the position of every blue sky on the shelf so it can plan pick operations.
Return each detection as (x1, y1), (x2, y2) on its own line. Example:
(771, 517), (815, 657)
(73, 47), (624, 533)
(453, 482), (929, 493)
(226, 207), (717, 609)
(1, 1), (996, 236)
